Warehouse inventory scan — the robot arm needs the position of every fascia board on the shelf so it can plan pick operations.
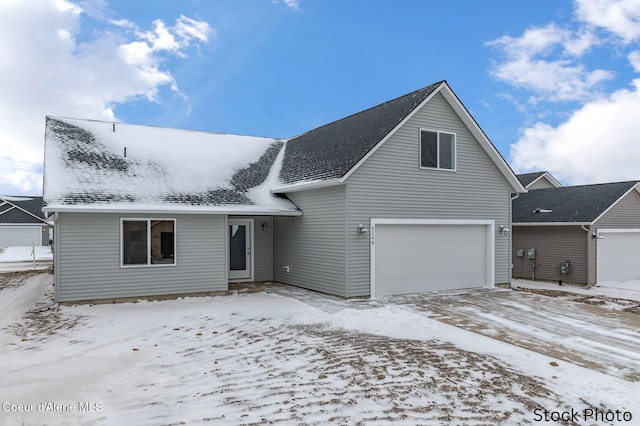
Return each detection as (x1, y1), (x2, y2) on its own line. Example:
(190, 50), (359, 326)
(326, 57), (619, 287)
(527, 173), (562, 189)
(512, 222), (591, 226)
(438, 85), (527, 193)
(591, 183), (640, 225)
(339, 82), (445, 182)
(42, 206), (303, 216)
(271, 178), (343, 194)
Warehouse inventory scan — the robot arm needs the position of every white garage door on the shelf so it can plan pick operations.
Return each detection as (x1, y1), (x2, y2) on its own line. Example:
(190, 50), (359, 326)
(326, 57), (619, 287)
(0, 226), (42, 246)
(597, 229), (640, 282)
(371, 220), (494, 297)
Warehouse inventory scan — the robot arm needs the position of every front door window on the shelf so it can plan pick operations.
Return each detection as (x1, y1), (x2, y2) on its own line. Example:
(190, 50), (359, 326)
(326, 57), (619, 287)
(229, 219), (252, 281)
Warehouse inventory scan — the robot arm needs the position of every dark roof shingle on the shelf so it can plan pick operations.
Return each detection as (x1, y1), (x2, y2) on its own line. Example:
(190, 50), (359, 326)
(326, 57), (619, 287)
(517, 172), (547, 188)
(279, 82), (443, 184)
(513, 181), (639, 223)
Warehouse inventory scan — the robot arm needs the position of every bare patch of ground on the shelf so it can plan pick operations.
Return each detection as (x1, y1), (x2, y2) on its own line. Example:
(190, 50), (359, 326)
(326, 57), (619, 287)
(514, 287), (640, 315)
(0, 270), (47, 290)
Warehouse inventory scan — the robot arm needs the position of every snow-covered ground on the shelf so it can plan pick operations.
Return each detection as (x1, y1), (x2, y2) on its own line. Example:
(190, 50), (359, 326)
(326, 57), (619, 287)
(0, 273), (638, 425)
(0, 246), (53, 272)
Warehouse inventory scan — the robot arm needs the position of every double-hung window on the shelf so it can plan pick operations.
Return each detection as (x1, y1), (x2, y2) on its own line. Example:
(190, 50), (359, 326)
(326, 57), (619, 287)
(420, 129), (456, 170)
(121, 219), (176, 266)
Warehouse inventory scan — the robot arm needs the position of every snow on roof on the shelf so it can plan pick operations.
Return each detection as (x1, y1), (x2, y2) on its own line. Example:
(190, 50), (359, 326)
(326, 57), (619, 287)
(43, 117), (300, 214)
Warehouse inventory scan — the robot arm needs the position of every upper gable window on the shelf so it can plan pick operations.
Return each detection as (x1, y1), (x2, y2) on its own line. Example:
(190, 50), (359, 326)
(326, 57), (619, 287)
(420, 129), (456, 170)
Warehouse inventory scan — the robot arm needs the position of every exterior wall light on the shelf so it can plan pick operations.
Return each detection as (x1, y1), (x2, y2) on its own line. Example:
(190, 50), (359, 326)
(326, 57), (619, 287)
(358, 224), (369, 234)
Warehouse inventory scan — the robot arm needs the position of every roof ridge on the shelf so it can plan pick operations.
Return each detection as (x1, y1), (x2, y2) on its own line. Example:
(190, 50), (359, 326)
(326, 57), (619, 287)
(288, 81), (445, 140)
(46, 116), (284, 141)
(527, 180), (638, 191)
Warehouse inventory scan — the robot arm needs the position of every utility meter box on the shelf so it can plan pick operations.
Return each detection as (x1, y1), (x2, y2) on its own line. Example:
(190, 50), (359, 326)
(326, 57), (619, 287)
(527, 248), (536, 260)
(516, 249), (525, 258)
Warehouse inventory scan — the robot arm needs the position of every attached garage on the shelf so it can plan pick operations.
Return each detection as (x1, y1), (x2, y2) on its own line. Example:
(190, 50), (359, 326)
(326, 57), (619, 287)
(0, 225), (44, 246)
(597, 229), (640, 282)
(371, 219), (495, 297)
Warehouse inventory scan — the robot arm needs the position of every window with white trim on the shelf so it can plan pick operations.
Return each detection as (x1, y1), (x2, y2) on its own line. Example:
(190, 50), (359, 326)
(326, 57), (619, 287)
(122, 219), (175, 266)
(420, 129), (456, 170)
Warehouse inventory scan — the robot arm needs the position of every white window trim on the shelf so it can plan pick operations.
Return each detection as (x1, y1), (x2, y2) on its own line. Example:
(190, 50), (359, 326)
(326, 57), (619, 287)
(419, 128), (457, 171)
(120, 218), (177, 268)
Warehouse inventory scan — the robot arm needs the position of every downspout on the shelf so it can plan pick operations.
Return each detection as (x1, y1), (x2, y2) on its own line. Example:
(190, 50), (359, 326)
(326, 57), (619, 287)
(509, 193), (520, 286)
(581, 225), (591, 286)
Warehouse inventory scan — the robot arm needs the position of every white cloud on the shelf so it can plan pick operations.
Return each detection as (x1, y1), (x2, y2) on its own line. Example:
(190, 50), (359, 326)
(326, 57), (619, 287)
(629, 50), (640, 70)
(575, 0), (640, 43)
(510, 79), (640, 185)
(0, 0), (212, 195)
(497, 0), (640, 184)
(488, 24), (613, 102)
(273, 0), (300, 11)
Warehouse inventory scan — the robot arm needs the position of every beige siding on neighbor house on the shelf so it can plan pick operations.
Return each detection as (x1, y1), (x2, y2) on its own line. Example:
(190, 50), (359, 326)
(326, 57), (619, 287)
(512, 226), (588, 284)
(345, 92), (514, 297)
(55, 212), (227, 302)
(273, 186), (347, 297)
(527, 177), (558, 190)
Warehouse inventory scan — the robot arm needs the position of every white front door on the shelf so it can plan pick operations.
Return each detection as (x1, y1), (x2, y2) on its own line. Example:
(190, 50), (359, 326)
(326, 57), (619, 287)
(229, 219), (253, 281)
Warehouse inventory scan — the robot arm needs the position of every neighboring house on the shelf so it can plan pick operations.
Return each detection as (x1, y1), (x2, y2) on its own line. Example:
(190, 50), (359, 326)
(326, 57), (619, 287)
(0, 196), (50, 246)
(43, 81), (526, 303)
(517, 171), (563, 190)
(512, 180), (640, 285)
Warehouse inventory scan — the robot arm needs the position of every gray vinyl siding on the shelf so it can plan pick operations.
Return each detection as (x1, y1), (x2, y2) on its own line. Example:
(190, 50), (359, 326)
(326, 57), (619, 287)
(592, 189), (640, 283)
(512, 226), (588, 284)
(526, 177), (558, 190)
(56, 212), (227, 302)
(273, 186), (347, 297)
(232, 216), (274, 282)
(345, 92), (513, 297)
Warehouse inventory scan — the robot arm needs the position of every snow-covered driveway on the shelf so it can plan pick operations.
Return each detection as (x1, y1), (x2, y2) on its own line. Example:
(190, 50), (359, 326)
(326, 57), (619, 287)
(1, 273), (638, 425)
(386, 286), (640, 381)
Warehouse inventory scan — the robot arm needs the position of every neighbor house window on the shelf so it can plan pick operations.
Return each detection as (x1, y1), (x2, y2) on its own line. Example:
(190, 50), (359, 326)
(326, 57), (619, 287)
(420, 129), (456, 170)
(122, 219), (175, 266)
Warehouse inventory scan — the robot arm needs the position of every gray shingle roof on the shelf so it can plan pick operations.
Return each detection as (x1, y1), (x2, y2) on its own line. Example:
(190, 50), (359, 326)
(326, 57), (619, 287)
(517, 172), (547, 188)
(279, 81), (443, 184)
(0, 196), (46, 223)
(513, 181), (639, 223)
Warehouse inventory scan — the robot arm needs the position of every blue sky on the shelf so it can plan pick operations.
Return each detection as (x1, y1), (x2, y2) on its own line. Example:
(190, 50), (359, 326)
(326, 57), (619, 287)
(2, 0), (640, 195)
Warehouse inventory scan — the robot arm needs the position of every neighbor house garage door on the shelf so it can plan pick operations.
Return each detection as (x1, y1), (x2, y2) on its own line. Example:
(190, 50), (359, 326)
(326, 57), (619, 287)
(371, 219), (494, 297)
(0, 225), (42, 246)
(597, 229), (640, 282)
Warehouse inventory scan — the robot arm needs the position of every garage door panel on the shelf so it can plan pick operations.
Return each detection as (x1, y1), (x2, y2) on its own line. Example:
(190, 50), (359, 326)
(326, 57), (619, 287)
(0, 226), (42, 246)
(597, 230), (640, 282)
(373, 223), (491, 297)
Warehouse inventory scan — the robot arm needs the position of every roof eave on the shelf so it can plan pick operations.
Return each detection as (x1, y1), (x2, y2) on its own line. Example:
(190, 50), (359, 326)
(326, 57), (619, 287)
(42, 205), (303, 216)
(512, 222), (591, 226)
(271, 178), (344, 194)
